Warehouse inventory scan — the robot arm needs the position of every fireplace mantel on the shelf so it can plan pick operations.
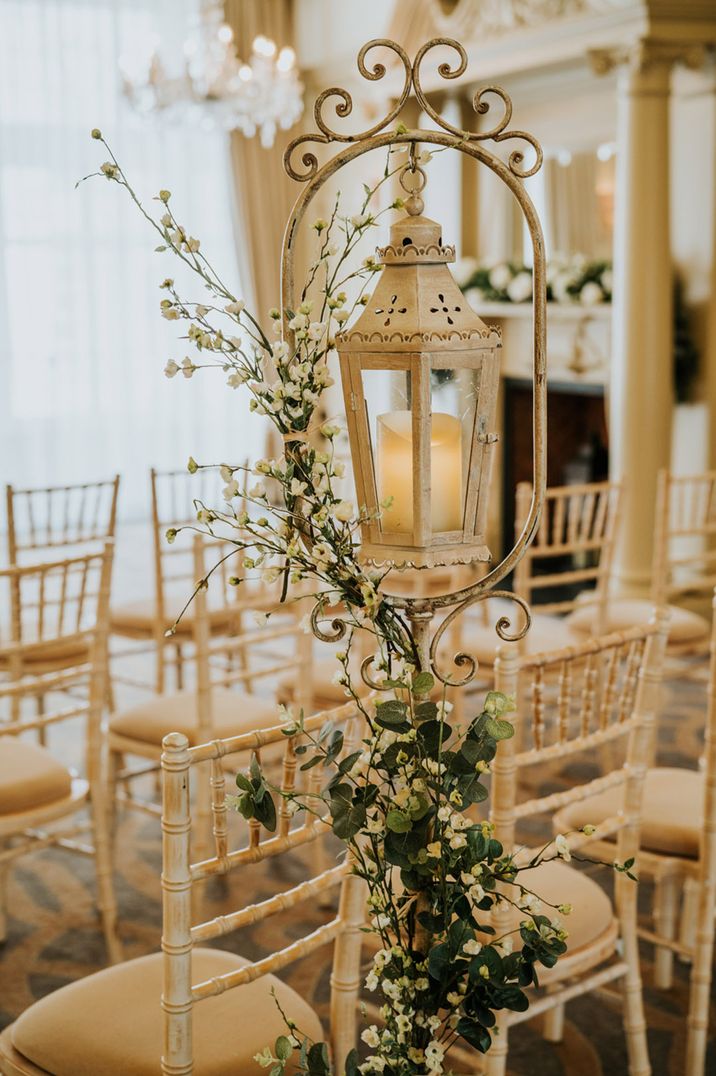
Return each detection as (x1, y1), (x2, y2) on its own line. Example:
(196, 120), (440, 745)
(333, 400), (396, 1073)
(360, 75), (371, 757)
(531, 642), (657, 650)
(475, 301), (611, 386)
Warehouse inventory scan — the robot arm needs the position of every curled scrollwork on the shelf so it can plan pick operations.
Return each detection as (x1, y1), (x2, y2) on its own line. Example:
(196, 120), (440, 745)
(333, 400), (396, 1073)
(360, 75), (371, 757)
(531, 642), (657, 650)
(309, 596), (348, 644)
(360, 654), (388, 691)
(413, 40), (542, 178)
(284, 39), (412, 181)
(429, 591), (532, 688)
(284, 36), (543, 183)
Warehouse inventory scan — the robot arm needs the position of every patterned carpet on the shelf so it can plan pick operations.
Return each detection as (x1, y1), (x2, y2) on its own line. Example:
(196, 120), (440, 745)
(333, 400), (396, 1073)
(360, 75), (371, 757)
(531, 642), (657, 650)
(1, 660), (714, 1074)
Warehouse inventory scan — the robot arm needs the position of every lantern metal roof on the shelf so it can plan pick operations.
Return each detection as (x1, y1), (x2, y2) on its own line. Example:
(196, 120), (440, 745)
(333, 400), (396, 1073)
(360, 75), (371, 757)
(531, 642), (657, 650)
(336, 209), (501, 354)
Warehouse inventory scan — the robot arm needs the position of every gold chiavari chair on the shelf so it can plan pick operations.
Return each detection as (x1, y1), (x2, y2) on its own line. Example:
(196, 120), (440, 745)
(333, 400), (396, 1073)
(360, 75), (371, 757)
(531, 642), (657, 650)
(459, 479), (622, 674)
(108, 533), (312, 853)
(4, 478), (120, 710)
(567, 468), (713, 659)
(556, 589), (716, 1075)
(0, 544), (120, 964)
(0, 704), (366, 1075)
(5, 477), (120, 566)
(110, 466), (233, 694)
(483, 615), (668, 1076)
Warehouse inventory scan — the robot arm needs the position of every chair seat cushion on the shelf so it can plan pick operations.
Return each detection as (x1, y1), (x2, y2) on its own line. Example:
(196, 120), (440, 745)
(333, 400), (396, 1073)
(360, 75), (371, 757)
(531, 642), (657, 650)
(11, 948), (323, 1076)
(0, 634), (89, 670)
(566, 598), (708, 644)
(277, 656), (370, 709)
(557, 767), (703, 858)
(459, 609), (581, 667)
(110, 597), (237, 636)
(515, 858), (615, 981)
(0, 737), (73, 814)
(109, 689), (279, 747)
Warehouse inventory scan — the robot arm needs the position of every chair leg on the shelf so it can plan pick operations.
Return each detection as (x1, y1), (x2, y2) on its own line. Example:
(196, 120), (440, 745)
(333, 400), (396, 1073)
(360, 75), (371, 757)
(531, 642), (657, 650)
(175, 642), (184, 690)
(107, 748), (122, 840)
(613, 849), (651, 1076)
(90, 788), (122, 964)
(238, 641), (253, 693)
(685, 873), (716, 1076)
(484, 1022), (508, 1076)
(653, 873), (678, 989)
(155, 635), (166, 695)
(36, 693), (47, 747)
(543, 1002), (565, 1043)
(678, 877), (699, 962)
(105, 638), (116, 714)
(621, 925), (651, 1076)
(0, 848), (9, 944)
(315, 834), (336, 909)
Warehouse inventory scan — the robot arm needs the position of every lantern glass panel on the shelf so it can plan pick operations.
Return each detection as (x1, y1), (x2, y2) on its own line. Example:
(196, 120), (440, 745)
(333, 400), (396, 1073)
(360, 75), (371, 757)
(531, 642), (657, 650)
(359, 364), (480, 540)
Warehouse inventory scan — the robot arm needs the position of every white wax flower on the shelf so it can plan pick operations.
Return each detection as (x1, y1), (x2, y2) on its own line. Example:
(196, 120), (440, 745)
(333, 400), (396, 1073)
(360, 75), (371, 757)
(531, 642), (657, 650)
(555, 833), (571, 861)
(333, 500), (354, 522)
(552, 270), (576, 303)
(452, 256), (478, 288)
(489, 263), (512, 290)
(464, 287), (484, 310)
(579, 281), (604, 306)
(306, 321), (326, 341)
(507, 271), (533, 303)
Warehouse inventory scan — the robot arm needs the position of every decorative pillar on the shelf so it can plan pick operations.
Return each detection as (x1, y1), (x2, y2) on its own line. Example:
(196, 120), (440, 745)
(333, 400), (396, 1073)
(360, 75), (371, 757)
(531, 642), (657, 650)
(590, 40), (703, 596)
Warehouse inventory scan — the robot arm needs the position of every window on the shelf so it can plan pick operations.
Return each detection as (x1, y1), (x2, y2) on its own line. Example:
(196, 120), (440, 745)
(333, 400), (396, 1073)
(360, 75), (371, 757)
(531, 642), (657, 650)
(0, 0), (262, 518)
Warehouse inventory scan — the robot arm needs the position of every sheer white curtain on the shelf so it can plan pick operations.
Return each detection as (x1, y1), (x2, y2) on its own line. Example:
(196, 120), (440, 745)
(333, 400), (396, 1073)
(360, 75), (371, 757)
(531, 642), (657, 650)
(0, 0), (265, 520)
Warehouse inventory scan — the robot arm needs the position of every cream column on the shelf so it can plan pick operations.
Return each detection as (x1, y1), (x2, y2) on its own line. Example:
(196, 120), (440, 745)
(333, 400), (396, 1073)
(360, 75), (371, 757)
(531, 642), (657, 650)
(591, 41), (699, 596)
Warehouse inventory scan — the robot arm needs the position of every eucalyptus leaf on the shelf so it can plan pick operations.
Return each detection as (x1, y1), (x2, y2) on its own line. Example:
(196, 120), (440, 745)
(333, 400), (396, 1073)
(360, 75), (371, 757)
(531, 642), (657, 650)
(456, 1017), (492, 1053)
(414, 700), (438, 722)
(484, 716), (514, 741)
(412, 670), (435, 695)
(386, 809), (412, 833)
(275, 1036), (292, 1062)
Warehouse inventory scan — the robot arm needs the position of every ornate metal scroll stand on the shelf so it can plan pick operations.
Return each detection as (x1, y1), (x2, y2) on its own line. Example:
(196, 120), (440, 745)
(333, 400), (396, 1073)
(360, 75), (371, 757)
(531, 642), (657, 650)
(282, 38), (547, 689)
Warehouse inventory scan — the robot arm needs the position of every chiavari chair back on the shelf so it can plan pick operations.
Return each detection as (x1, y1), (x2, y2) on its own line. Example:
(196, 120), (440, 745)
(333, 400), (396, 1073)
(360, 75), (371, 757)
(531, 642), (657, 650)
(108, 533), (312, 851)
(0, 543), (120, 963)
(555, 590), (716, 1075)
(0, 705), (366, 1075)
(110, 465), (246, 693)
(483, 615), (668, 1076)
(514, 478), (622, 626)
(652, 469), (716, 611)
(5, 477), (120, 565)
(461, 480), (622, 683)
(568, 469), (714, 658)
(4, 479), (119, 714)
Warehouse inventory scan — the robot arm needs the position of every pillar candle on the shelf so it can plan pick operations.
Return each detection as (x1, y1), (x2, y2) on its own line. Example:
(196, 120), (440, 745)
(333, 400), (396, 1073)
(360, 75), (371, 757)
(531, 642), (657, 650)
(377, 410), (462, 534)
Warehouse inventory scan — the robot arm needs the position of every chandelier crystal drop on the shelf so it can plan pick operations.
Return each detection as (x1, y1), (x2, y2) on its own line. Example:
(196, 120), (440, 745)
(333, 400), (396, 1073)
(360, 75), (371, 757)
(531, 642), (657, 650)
(120, 1), (303, 147)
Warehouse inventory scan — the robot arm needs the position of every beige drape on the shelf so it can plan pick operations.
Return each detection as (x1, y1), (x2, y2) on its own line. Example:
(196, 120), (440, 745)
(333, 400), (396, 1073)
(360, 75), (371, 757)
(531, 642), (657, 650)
(545, 152), (612, 260)
(224, 0), (297, 324)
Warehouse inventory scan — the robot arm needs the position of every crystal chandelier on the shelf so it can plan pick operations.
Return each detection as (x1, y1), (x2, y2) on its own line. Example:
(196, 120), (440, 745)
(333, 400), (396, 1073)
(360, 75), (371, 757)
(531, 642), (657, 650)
(120, 1), (303, 148)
